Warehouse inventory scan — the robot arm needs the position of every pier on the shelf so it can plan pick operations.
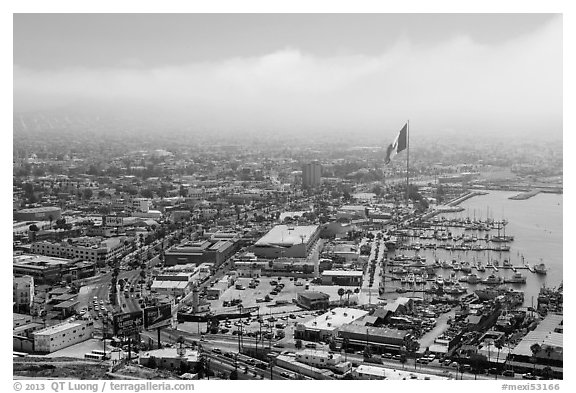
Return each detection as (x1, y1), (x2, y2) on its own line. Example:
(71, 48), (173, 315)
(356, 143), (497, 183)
(446, 191), (488, 206)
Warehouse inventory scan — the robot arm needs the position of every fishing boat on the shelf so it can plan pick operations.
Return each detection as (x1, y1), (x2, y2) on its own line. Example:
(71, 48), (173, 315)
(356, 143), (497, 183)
(504, 273), (527, 284)
(460, 273), (481, 284)
(534, 263), (547, 275)
(444, 283), (467, 295)
(482, 274), (503, 285)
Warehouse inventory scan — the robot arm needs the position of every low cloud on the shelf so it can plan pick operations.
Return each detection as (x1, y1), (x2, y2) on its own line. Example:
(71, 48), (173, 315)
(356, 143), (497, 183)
(14, 16), (561, 135)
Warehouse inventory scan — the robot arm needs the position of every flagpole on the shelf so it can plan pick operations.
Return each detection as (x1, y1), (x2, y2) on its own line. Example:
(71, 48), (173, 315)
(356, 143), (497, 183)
(406, 120), (410, 206)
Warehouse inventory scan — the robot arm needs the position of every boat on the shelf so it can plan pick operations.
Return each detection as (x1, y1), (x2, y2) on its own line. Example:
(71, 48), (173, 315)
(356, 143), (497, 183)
(534, 263), (547, 275)
(460, 262), (472, 274)
(444, 283), (467, 295)
(415, 275), (424, 285)
(504, 273), (527, 284)
(476, 264), (486, 272)
(391, 267), (408, 275)
(441, 260), (451, 269)
(482, 274), (503, 285)
(407, 273), (415, 285)
(475, 288), (500, 300)
(436, 275), (444, 286)
(461, 273), (481, 284)
(452, 262), (461, 271)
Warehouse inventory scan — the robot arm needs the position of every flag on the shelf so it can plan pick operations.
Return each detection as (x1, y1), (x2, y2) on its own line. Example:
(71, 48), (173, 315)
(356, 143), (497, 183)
(385, 123), (408, 164)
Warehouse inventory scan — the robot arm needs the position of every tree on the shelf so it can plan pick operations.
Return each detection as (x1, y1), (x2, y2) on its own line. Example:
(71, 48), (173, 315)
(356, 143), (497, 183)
(530, 343), (541, 372)
(29, 224), (39, 232)
(541, 366), (553, 380)
(229, 370), (238, 380)
(338, 288), (345, 305)
(400, 353), (407, 369)
(494, 339), (504, 379)
(83, 188), (93, 200)
(346, 289), (353, 305)
(295, 339), (303, 349)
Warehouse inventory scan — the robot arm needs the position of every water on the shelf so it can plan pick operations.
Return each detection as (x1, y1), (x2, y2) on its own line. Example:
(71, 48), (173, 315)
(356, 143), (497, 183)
(394, 190), (562, 307)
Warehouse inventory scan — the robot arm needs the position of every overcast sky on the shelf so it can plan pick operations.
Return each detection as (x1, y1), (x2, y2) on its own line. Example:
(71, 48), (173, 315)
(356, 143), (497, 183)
(13, 14), (562, 136)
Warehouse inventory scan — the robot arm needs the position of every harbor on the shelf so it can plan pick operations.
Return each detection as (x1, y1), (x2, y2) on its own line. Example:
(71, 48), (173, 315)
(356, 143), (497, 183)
(382, 190), (562, 307)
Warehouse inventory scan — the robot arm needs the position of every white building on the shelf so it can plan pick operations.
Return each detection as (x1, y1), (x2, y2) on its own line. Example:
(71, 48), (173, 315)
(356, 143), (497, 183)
(33, 320), (94, 353)
(30, 236), (130, 266)
(13, 275), (34, 312)
(295, 349), (351, 374)
(132, 198), (152, 213)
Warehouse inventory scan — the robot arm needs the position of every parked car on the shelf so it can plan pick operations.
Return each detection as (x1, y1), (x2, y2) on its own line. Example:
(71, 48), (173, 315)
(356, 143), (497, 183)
(503, 370), (515, 377)
(305, 343), (317, 349)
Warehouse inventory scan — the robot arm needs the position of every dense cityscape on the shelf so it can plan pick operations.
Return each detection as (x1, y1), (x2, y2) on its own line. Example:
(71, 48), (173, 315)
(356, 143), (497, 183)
(12, 113), (562, 380)
(12, 12), (564, 386)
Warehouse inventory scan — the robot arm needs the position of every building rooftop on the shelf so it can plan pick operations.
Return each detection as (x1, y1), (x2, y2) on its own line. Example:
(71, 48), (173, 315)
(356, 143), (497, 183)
(141, 348), (199, 362)
(339, 324), (409, 341)
(13, 254), (74, 269)
(322, 270), (363, 277)
(511, 313), (563, 357)
(16, 206), (61, 214)
(34, 320), (87, 336)
(303, 307), (369, 331)
(254, 225), (319, 247)
(151, 280), (190, 290)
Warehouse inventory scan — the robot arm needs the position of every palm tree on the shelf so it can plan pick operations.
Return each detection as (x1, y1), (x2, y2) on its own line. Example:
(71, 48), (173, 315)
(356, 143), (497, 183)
(346, 289), (353, 305)
(338, 288), (345, 305)
(530, 343), (542, 373)
(494, 339), (503, 379)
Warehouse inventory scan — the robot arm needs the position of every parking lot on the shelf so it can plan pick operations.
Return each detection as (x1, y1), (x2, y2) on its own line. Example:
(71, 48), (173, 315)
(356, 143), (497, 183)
(210, 276), (311, 314)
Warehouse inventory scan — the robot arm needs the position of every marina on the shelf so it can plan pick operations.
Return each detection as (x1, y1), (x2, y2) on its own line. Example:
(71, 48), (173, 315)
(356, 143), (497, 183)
(383, 190), (562, 307)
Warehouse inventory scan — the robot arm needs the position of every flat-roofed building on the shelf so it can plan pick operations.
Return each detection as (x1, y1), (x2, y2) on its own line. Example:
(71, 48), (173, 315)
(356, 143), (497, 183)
(151, 272), (194, 297)
(296, 291), (330, 310)
(295, 307), (369, 341)
(33, 320), (94, 354)
(30, 236), (130, 266)
(139, 348), (199, 372)
(165, 239), (238, 267)
(337, 324), (411, 353)
(14, 206), (62, 222)
(13, 313), (33, 329)
(253, 225), (320, 259)
(509, 313), (563, 372)
(295, 349), (351, 374)
(13, 254), (75, 284)
(321, 270), (363, 286)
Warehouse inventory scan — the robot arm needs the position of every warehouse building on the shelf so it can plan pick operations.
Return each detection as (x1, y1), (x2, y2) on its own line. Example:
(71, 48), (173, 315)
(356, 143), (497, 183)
(33, 320), (94, 354)
(164, 239), (238, 267)
(295, 307), (369, 341)
(253, 225), (320, 259)
(14, 206), (62, 222)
